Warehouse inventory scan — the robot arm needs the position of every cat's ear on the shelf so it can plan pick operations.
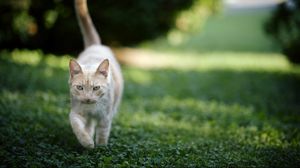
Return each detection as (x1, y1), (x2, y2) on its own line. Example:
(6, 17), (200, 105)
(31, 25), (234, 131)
(69, 59), (82, 77)
(96, 59), (109, 78)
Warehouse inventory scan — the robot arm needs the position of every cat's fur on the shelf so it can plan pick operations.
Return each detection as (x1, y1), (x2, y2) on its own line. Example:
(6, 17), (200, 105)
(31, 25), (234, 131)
(69, 0), (123, 149)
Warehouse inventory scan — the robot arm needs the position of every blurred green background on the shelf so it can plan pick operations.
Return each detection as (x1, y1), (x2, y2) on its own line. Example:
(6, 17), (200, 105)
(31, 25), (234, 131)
(0, 0), (300, 167)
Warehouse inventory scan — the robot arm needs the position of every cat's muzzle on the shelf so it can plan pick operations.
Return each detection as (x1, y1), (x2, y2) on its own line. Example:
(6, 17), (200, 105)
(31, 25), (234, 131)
(81, 99), (97, 104)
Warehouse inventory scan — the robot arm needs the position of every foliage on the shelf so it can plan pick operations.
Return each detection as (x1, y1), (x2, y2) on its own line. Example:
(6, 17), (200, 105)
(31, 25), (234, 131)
(265, 0), (300, 64)
(0, 0), (219, 54)
(166, 0), (221, 46)
(0, 49), (300, 167)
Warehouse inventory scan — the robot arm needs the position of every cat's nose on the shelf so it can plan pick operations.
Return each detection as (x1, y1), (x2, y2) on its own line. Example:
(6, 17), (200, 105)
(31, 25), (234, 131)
(83, 98), (96, 104)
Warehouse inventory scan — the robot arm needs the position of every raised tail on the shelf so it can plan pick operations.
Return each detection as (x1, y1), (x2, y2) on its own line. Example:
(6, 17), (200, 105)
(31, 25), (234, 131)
(75, 0), (100, 48)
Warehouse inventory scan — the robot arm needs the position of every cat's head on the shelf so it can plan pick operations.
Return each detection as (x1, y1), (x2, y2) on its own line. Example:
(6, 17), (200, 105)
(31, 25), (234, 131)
(68, 59), (109, 104)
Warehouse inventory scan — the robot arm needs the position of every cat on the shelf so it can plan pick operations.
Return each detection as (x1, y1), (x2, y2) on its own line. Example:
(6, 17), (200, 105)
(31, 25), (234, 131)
(68, 0), (123, 149)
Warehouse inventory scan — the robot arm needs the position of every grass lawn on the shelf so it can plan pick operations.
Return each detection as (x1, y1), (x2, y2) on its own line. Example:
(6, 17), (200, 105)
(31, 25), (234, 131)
(0, 49), (300, 167)
(142, 8), (277, 53)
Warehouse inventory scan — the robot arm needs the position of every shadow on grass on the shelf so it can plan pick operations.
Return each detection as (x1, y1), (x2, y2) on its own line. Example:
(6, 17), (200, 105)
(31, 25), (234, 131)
(0, 56), (69, 93)
(125, 67), (300, 123)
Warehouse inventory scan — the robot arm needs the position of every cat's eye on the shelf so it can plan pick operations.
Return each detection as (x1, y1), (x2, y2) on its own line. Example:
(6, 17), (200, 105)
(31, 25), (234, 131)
(76, 85), (83, 90)
(93, 86), (100, 91)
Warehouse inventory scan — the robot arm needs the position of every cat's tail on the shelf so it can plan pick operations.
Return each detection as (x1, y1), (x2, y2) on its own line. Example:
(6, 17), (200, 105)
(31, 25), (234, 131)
(75, 0), (100, 48)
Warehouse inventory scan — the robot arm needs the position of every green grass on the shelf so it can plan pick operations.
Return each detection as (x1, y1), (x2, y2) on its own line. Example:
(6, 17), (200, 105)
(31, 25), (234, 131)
(0, 49), (300, 167)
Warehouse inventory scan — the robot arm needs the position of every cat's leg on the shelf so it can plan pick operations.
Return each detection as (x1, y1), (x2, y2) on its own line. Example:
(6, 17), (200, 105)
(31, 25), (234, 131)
(69, 112), (95, 149)
(95, 118), (112, 145)
(85, 119), (96, 140)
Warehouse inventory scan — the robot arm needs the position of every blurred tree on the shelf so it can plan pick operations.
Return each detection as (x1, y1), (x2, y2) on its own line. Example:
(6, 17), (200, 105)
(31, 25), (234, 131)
(0, 0), (219, 54)
(265, 0), (300, 64)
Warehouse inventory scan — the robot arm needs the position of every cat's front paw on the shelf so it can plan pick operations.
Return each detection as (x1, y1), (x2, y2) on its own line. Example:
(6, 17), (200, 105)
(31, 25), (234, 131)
(84, 142), (95, 149)
(78, 135), (95, 149)
(81, 139), (95, 149)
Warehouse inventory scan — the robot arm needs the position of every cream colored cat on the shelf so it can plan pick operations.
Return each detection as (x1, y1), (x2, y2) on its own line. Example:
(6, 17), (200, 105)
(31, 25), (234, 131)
(69, 0), (123, 149)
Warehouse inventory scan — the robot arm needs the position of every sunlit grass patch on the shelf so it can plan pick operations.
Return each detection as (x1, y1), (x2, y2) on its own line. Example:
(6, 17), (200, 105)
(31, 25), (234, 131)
(117, 48), (294, 72)
(2, 48), (295, 73)
(1, 49), (71, 69)
(119, 97), (257, 137)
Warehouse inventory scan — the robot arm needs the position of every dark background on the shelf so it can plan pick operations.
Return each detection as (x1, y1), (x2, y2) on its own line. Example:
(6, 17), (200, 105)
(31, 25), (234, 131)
(0, 0), (217, 54)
